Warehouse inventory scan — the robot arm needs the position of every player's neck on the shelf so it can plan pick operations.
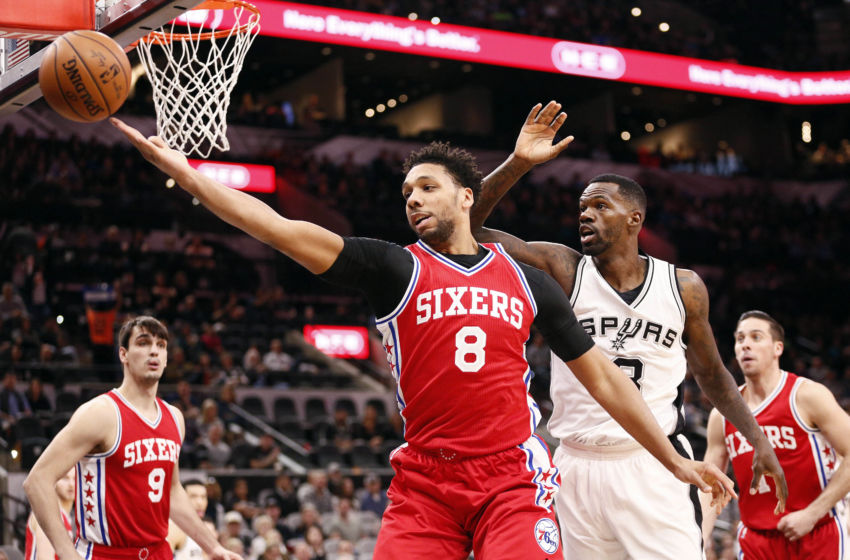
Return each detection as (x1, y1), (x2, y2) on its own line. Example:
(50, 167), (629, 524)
(744, 365), (783, 404)
(593, 245), (646, 292)
(426, 231), (479, 255)
(116, 379), (160, 416)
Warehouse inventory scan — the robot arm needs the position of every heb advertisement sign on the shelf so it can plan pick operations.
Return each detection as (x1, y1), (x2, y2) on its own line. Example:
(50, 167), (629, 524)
(186, 159), (276, 193)
(196, 1), (850, 104)
(304, 325), (370, 359)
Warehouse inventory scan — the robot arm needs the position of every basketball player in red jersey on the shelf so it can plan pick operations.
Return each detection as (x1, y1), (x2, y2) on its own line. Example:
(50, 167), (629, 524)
(24, 316), (239, 560)
(26, 468), (75, 560)
(111, 116), (734, 559)
(701, 311), (850, 559)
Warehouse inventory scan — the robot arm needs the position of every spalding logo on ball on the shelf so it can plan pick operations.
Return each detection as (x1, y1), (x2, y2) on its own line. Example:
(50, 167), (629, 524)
(38, 30), (132, 122)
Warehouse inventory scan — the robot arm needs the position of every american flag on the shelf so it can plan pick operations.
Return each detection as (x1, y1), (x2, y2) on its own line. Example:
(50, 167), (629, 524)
(4, 38), (29, 70)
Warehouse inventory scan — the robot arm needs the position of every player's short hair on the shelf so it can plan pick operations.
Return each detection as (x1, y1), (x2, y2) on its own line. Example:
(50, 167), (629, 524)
(118, 315), (169, 350)
(183, 478), (206, 489)
(737, 310), (785, 343)
(588, 173), (647, 214)
(403, 141), (483, 201)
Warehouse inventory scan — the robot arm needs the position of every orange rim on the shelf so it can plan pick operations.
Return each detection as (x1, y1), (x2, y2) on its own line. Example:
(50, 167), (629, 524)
(135, 0), (260, 45)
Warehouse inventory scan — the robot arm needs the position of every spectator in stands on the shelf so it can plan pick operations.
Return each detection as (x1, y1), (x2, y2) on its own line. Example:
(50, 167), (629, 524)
(24, 377), (51, 415)
(338, 477), (357, 505)
(0, 281), (28, 320)
(324, 498), (362, 543)
(351, 404), (387, 452)
(357, 474), (388, 518)
(225, 478), (260, 522)
(222, 510), (250, 550)
(205, 478), (227, 528)
(265, 472), (300, 517)
(291, 542), (311, 560)
(198, 398), (225, 439)
(260, 496), (295, 542)
(263, 339), (294, 383)
(216, 383), (242, 427)
(328, 407), (354, 453)
(333, 540), (355, 560)
(292, 503), (322, 540)
(248, 433), (281, 469)
(0, 370), (31, 439)
(303, 525), (327, 560)
(325, 463), (345, 497)
(297, 470), (334, 514)
(170, 379), (201, 420)
(219, 351), (249, 386)
(199, 422), (231, 468)
(249, 514), (274, 560)
(260, 531), (289, 560)
(163, 346), (195, 383)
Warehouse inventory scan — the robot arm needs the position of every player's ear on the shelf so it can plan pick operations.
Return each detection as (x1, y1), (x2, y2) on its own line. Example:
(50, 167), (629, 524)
(118, 346), (128, 364)
(628, 209), (643, 228)
(774, 340), (784, 358)
(461, 187), (474, 210)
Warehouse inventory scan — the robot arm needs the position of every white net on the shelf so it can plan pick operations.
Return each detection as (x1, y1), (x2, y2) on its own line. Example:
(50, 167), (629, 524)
(135, 0), (260, 157)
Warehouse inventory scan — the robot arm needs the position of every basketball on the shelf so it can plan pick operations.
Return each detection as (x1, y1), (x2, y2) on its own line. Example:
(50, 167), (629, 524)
(38, 30), (131, 123)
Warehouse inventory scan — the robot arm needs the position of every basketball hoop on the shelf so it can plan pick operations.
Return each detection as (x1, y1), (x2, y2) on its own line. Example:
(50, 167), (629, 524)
(134, 0), (260, 157)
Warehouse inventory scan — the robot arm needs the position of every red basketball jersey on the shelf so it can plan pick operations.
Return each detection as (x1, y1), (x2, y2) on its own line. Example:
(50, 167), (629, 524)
(74, 390), (182, 553)
(376, 242), (540, 456)
(724, 371), (840, 530)
(26, 509), (73, 560)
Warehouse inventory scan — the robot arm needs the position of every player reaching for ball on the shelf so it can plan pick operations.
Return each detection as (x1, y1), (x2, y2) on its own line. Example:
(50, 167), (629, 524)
(24, 316), (240, 560)
(112, 112), (735, 559)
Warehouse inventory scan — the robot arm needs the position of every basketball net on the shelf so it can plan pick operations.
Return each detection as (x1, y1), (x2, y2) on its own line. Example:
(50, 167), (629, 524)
(135, 0), (260, 158)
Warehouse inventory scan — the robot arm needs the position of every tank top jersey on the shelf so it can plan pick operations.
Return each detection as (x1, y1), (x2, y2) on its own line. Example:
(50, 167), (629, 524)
(725, 371), (840, 531)
(375, 241), (540, 456)
(549, 254), (688, 446)
(174, 536), (204, 560)
(74, 390), (182, 554)
(26, 509), (73, 560)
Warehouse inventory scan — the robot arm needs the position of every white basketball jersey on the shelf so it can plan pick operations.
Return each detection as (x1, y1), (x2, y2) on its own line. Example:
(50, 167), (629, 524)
(548, 254), (688, 446)
(175, 536), (204, 560)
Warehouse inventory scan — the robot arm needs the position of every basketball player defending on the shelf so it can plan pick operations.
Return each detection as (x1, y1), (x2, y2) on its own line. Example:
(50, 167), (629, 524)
(111, 117), (734, 560)
(701, 311), (850, 559)
(470, 101), (788, 558)
(167, 479), (209, 560)
(24, 316), (239, 560)
(26, 468), (75, 560)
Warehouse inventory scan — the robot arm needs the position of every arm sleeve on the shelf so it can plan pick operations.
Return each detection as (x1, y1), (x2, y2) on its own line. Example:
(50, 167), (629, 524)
(521, 263), (595, 362)
(318, 237), (414, 318)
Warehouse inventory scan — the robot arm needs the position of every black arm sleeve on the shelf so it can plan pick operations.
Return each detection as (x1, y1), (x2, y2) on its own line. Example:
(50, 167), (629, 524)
(318, 237), (414, 318)
(521, 263), (595, 362)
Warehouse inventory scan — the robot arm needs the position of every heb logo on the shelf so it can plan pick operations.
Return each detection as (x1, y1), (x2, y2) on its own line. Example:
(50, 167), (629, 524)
(551, 41), (626, 79)
(534, 518), (560, 554)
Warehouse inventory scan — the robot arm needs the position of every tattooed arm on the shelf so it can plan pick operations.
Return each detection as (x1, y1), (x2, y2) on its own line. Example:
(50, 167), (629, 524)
(471, 101), (573, 232)
(678, 268), (788, 513)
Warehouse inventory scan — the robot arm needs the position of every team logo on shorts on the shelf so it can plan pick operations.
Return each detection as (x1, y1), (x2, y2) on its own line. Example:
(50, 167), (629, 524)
(534, 518), (560, 554)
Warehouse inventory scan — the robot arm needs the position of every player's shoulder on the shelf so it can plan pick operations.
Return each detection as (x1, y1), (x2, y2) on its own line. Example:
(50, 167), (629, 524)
(793, 376), (838, 410)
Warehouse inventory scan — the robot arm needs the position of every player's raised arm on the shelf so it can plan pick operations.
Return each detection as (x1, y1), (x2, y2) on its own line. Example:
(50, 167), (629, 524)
(699, 409), (732, 549)
(24, 398), (116, 560)
(471, 101), (573, 232)
(776, 380), (850, 541)
(677, 268), (788, 513)
(110, 118), (344, 275)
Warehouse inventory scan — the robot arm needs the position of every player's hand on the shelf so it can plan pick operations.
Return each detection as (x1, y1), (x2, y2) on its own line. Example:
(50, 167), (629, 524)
(776, 508), (818, 541)
(110, 118), (190, 180)
(673, 457), (738, 513)
(512, 101), (574, 166)
(208, 545), (243, 560)
(751, 441), (788, 515)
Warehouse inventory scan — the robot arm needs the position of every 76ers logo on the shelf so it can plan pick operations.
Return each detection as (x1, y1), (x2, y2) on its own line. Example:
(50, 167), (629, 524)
(534, 518), (560, 554)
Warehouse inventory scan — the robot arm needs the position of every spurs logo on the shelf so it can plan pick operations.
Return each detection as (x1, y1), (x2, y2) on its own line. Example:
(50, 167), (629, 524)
(611, 318), (643, 350)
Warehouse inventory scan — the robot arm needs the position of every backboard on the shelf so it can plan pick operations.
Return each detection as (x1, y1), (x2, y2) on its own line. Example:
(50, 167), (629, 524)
(0, 0), (205, 117)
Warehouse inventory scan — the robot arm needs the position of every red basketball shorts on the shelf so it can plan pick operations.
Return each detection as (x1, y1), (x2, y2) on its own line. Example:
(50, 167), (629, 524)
(373, 435), (562, 560)
(737, 517), (847, 560)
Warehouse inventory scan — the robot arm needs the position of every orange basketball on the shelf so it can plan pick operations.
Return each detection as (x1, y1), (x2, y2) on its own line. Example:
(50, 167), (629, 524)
(38, 30), (132, 122)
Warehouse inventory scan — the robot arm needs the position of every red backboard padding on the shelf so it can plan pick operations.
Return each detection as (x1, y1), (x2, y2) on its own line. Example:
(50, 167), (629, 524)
(0, 0), (95, 35)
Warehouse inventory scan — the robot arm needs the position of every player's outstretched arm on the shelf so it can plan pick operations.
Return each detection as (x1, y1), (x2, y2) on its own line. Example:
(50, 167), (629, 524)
(677, 268), (788, 513)
(110, 118), (343, 275)
(24, 398), (115, 560)
(566, 345), (738, 504)
(699, 409), (732, 550)
(471, 101), (573, 232)
(777, 380), (850, 541)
